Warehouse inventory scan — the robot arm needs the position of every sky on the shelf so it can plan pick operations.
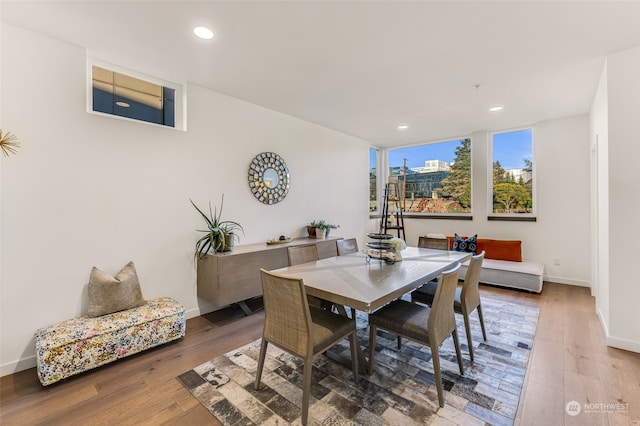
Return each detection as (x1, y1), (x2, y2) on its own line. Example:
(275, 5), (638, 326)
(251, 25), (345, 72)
(372, 129), (532, 170)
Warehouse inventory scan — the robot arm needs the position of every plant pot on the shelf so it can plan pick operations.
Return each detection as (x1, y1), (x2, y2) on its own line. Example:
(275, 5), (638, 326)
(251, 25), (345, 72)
(315, 228), (326, 239)
(221, 233), (235, 252)
(307, 226), (316, 238)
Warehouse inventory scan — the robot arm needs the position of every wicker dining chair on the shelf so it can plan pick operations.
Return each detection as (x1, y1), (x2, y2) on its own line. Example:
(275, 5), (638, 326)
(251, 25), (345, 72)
(287, 245), (319, 266)
(393, 234), (452, 349)
(414, 235), (449, 288)
(411, 252), (487, 361)
(336, 238), (359, 256)
(335, 238), (359, 319)
(286, 245), (334, 311)
(368, 263), (464, 408)
(418, 235), (450, 251)
(255, 269), (359, 425)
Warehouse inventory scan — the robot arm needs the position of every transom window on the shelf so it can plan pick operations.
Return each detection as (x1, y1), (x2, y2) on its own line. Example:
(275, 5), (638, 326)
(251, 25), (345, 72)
(88, 60), (184, 130)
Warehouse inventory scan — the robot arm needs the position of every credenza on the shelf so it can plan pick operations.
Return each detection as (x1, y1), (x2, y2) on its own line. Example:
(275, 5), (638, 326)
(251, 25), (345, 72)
(196, 236), (341, 313)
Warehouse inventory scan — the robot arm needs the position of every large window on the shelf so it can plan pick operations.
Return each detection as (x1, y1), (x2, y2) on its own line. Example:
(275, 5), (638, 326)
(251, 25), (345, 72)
(369, 148), (378, 212)
(491, 129), (534, 216)
(387, 138), (471, 215)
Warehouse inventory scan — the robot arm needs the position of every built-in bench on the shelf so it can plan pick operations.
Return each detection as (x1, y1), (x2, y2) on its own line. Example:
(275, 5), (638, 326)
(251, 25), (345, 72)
(447, 236), (544, 293)
(35, 297), (185, 385)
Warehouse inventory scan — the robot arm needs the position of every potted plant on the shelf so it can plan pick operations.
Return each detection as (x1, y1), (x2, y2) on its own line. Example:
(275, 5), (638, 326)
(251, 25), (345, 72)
(190, 195), (244, 259)
(308, 220), (339, 238)
(0, 129), (20, 157)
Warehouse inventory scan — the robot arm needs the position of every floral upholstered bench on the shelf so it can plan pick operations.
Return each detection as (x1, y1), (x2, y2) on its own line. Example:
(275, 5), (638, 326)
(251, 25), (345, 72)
(34, 262), (186, 386)
(35, 297), (185, 385)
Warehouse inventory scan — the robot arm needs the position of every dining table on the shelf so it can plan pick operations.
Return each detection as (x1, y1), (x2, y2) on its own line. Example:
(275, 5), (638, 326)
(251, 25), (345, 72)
(269, 246), (473, 373)
(271, 246), (472, 314)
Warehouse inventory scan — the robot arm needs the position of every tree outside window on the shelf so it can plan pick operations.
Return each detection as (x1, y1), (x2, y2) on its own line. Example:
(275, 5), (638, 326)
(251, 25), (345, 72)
(491, 129), (534, 214)
(388, 138), (471, 214)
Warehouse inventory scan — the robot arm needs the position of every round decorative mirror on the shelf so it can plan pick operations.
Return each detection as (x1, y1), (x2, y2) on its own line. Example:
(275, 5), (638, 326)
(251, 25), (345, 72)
(248, 152), (290, 204)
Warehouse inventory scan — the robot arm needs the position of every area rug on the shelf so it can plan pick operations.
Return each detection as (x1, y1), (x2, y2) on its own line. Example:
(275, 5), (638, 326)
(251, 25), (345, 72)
(178, 296), (539, 425)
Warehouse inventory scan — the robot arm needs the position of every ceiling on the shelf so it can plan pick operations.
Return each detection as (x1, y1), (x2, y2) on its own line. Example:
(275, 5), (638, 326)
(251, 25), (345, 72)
(3, 1), (640, 148)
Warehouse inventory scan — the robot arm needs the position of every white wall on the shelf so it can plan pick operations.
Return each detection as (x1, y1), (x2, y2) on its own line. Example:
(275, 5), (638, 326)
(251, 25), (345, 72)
(604, 46), (640, 351)
(591, 63), (610, 328)
(0, 25), (370, 375)
(403, 116), (592, 287)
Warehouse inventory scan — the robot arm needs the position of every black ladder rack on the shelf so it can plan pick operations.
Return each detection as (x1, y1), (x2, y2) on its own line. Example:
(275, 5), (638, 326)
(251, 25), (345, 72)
(381, 183), (406, 240)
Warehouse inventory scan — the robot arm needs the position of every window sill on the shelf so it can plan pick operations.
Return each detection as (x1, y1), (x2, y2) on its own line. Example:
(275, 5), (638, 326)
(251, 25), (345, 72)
(487, 216), (537, 222)
(370, 214), (473, 221)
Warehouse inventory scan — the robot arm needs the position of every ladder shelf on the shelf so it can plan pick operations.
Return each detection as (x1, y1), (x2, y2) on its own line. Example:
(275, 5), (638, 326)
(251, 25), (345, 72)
(380, 183), (406, 241)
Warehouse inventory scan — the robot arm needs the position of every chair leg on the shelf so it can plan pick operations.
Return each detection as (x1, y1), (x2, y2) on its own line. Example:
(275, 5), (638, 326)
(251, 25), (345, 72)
(397, 336), (402, 349)
(254, 339), (268, 390)
(301, 356), (313, 425)
(431, 346), (445, 408)
(477, 304), (488, 341)
(462, 311), (475, 362)
(349, 332), (359, 383)
(368, 325), (377, 373)
(452, 329), (464, 375)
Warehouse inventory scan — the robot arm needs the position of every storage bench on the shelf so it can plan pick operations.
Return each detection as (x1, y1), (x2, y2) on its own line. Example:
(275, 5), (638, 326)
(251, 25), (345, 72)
(462, 258), (544, 293)
(35, 297), (186, 385)
(447, 237), (544, 293)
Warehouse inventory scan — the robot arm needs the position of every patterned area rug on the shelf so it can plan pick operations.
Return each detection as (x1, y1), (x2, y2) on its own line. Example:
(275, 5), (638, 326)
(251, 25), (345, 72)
(178, 296), (539, 425)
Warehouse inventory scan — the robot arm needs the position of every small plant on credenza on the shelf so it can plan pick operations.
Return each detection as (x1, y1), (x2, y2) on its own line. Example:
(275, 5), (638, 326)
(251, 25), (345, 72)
(190, 194), (244, 259)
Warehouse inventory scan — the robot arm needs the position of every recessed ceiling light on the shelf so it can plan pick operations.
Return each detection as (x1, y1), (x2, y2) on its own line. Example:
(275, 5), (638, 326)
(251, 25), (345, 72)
(397, 124), (409, 131)
(193, 26), (214, 40)
(489, 106), (504, 112)
(115, 101), (130, 108)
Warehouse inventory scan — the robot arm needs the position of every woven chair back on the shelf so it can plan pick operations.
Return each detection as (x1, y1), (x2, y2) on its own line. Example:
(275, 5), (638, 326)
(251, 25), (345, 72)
(418, 236), (449, 251)
(427, 263), (461, 346)
(337, 238), (359, 256)
(260, 269), (312, 357)
(287, 245), (319, 266)
(460, 251), (485, 312)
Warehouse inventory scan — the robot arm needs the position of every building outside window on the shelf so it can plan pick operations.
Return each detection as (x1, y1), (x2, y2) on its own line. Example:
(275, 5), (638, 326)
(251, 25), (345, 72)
(491, 128), (534, 215)
(387, 138), (472, 215)
(369, 148), (378, 212)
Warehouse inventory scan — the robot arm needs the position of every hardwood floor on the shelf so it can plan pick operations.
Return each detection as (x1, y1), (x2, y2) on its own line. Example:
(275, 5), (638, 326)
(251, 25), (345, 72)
(1, 283), (638, 425)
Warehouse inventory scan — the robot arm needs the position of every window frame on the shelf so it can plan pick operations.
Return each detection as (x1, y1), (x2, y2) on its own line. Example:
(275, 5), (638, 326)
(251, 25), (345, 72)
(369, 147), (381, 214)
(380, 136), (473, 219)
(86, 58), (186, 131)
(488, 126), (536, 221)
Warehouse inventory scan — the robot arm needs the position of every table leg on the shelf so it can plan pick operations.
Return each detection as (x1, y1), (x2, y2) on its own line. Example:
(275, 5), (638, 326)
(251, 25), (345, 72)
(334, 304), (370, 375)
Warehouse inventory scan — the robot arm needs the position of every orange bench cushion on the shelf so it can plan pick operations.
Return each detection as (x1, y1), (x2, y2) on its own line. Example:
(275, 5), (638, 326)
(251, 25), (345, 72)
(447, 237), (522, 262)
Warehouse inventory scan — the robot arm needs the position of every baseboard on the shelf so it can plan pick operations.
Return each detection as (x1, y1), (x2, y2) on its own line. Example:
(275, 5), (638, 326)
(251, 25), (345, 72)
(188, 300), (233, 319)
(606, 335), (640, 353)
(596, 307), (640, 353)
(597, 306), (610, 337)
(186, 305), (213, 319)
(0, 304), (221, 378)
(1, 355), (36, 377)
(544, 275), (591, 287)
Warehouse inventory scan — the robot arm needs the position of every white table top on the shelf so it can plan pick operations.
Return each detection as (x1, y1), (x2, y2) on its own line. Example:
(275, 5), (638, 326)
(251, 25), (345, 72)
(270, 247), (471, 313)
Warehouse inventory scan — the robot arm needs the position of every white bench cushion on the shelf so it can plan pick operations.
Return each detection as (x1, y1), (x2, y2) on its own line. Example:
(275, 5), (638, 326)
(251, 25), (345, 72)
(460, 258), (544, 293)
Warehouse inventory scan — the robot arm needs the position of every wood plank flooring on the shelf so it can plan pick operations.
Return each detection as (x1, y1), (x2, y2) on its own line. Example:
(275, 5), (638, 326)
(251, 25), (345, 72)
(1, 283), (639, 425)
